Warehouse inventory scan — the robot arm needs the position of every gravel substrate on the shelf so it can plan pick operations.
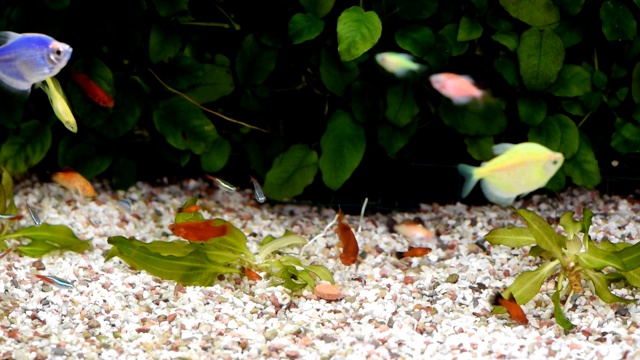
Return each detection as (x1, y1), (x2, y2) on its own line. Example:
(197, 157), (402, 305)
(1, 177), (640, 359)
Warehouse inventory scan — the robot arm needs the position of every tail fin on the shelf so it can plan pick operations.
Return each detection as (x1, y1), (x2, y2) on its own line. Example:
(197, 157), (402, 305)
(457, 164), (478, 198)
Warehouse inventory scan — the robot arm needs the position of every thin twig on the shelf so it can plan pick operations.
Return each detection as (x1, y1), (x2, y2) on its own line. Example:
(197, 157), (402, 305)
(299, 214), (339, 256)
(148, 68), (271, 134)
(358, 197), (368, 233)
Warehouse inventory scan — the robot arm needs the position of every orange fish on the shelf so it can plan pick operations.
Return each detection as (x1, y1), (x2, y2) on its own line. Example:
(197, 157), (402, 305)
(168, 219), (227, 242)
(179, 205), (201, 213)
(396, 246), (432, 259)
(429, 72), (484, 105)
(491, 292), (529, 325)
(390, 217), (435, 241)
(243, 268), (262, 281)
(335, 210), (359, 266)
(51, 169), (97, 199)
(71, 68), (114, 108)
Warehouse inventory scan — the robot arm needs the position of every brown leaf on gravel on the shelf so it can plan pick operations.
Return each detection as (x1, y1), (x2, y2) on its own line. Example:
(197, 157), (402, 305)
(315, 283), (343, 301)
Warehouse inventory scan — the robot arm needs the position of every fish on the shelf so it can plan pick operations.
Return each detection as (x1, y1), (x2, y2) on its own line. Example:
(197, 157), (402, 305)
(491, 292), (529, 325)
(35, 274), (74, 289)
(116, 199), (134, 213)
(335, 210), (359, 266)
(375, 52), (425, 78)
(389, 217), (435, 241)
(71, 68), (114, 108)
(168, 219), (228, 242)
(0, 32), (72, 96)
(396, 246), (432, 259)
(38, 76), (77, 132)
(27, 203), (42, 226)
(51, 169), (97, 199)
(458, 142), (564, 206)
(249, 176), (266, 203)
(243, 268), (263, 281)
(429, 72), (484, 105)
(205, 174), (237, 192)
(0, 213), (22, 220)
(178, 205), (201, 213)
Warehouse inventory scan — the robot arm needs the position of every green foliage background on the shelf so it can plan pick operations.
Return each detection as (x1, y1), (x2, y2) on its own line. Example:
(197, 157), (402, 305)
(1, 0), (640, 205)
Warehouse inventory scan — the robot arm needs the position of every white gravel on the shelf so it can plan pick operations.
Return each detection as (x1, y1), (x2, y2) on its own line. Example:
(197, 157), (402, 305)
(1, 177), (640, 359)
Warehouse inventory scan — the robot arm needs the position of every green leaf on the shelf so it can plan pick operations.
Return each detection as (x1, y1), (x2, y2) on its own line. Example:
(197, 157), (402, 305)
(438, 101), (507, 136)
(185, 55), (235, 104)
(485, 227), (537, 247)
(350, 81), (383, 123)
(236, 34), (277, 86)
(583, 269), (636, 303)
(151, 0), (188, 17)
(518, 98), (547, 126)
(263, 144), (318, 200)
(593, 70), (608, 90)
(559, 211), (581, 240)
(549, 65), (592, 97)
(551, 289), (576, 330)
(516, 209), (565, 264)
(319, 47), (359, 96)
(611, 118), (640, 153)
(149, 23), (182, 63)
(565, 132), (601, 188)
(299, 0), (335, 18)
(499, 0), (560, 27)
(491, 30), (519, 52)
(9, 224), (90, 257)
(621, 268), (640, 287)
(199, 219), (254, 260)
(576, 240), (627, 271)
(378, 120), (418, 158)
(457, 16), (483, 42)
(553, 115), (579, 159)
(200, 137), (231, 173)
(632, 63), (640, 104)
(555, 19), (584, 47)
(43, 0), (70, 9)
(0, 169), (16, 214)
(107, 236), (239, 286)
(57, 137), (112, 179)
(600, 0), (637, 41)
(518, 28), (565, 91)
(562, 100), (586, 116)
(0, 120), (51, 175)
(258, 235), (308, 260)
(319, 111), (365, 191)
(464, 136), (494, 161)
(545, 166), (566, 192)
(153, 97), (220, 155)
(505, 260), (560, 304)
(395, 24), (436, 58)
(337, 7), (382, 62)
(288, 13), (324, 44)
(556, 0), (585, 16)
(494, 56), (519, 86)
(528, 117), (561, 151)
(98, 75), (144, 139)
(439, 24), (468, 56)
(396, 0), (438, 20)
(385, 83), (420, 128)
(616, 241), (640, 271)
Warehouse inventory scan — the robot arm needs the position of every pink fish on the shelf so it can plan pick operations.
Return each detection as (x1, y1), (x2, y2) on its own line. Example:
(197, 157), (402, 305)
(429, 72), (484, 105)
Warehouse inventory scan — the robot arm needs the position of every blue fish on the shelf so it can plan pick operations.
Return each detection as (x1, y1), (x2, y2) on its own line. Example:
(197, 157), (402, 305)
(0, 32), (72, 96)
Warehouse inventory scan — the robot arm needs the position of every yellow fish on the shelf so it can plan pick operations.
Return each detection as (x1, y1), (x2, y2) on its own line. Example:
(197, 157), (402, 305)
(458, 142), (564, 206)
(39, 76), (77, 133)
(375, 52), (425, 78)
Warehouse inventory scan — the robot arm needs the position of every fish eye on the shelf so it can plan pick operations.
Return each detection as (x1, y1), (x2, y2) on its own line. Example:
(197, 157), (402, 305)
(47, 46), (65, 65)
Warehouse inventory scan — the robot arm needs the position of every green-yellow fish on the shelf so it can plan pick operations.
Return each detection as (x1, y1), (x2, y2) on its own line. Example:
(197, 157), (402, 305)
(458, 142), (564, 206)
(39, 76), (77, 133)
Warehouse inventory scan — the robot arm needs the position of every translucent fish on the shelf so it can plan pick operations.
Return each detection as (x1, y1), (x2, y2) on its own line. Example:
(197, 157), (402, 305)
(430, 72), (484, 105)
(116, 199), (133, 213)
(27, 203), (42, 226)
(458, 142), (564, 206)
(38, 76), (77, 133)
(205, 174), (237, 192)
(35, 274), (74, 289)
(249, 176), (266, 203)
(0, 213), (21, 220)
(0, 32), (72, 96)
(375, 52), (425, 78)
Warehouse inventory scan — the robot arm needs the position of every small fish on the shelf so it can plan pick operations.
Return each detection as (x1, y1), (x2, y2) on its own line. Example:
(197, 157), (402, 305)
(38, 76), (77, 132)
(35, 274), (74, 289)
(51, 168), (97, 199)
(0, 213), (22, 220)
(168, 219), (228, 242)
(491, 292), (529, 325)
(335, 210), (359, 266)
(27, 203), (42, 226)
(205, 174), (237, 192)
(396, 246), (432, 259)
(0, 32), (72, 96)
(389, 217), (435, 241)
(458, 142), (564, 206)
(375, 52), (425, 78)
(429, 72), (484, 105)
(71, 68), (114, 108)
(116, 199), (133, 213)
(243, 268), (263, 281)
(249, 176), (266, 203)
